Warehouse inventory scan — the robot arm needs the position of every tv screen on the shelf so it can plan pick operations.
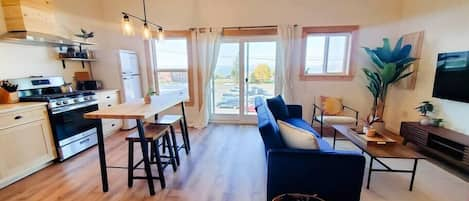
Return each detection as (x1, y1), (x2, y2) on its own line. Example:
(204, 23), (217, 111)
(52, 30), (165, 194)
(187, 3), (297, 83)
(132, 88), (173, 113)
(433, 51), (469, 103)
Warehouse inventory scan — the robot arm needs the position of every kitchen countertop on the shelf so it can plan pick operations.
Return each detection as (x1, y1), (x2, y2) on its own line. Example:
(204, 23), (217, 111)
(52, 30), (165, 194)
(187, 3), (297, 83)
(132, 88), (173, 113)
(0, 102), (48, 114)
(91, 89), (119, 94)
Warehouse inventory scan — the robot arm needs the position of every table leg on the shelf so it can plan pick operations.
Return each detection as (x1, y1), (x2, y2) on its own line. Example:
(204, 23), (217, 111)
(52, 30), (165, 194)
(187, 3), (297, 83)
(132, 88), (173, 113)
(95, 119), (108, 192)
(409, 159), (418, 191)
(367, 157), (374, 189)
(136, 120), (156, 195)
(180, 102), (191, 151)
(333, 129), (337, 149)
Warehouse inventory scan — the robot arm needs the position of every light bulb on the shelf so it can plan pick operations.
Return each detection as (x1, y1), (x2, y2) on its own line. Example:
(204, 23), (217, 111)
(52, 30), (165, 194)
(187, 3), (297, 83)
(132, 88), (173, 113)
(121, 15), (134, 36)
(157, 27), (164, 41)
(143, 23), (152, 40)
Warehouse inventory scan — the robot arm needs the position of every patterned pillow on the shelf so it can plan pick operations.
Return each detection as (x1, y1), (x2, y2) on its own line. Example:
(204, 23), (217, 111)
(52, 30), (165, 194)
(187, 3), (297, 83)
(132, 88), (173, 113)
(320, 96), (343, 116)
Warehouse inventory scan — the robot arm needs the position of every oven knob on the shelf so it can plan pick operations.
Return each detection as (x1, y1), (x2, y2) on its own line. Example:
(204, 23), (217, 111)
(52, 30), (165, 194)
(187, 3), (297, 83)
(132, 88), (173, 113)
(56, 102), (62, 105)
(63, 100), (69, 105)
(74, 98), (79, 103)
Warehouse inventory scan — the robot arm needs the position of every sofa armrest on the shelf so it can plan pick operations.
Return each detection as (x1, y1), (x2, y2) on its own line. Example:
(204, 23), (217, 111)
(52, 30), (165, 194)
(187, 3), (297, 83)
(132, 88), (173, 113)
(267, 149), (365, 201)
(287, 105), (302, 118)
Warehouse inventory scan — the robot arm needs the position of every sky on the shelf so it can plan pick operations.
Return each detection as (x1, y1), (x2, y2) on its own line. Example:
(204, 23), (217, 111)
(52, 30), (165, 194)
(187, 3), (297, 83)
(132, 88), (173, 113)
(154, 36), (348, 76)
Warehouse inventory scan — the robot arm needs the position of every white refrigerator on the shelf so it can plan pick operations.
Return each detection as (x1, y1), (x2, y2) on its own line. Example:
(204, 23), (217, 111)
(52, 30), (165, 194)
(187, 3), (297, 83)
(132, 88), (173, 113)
(119, 50), (143, 129)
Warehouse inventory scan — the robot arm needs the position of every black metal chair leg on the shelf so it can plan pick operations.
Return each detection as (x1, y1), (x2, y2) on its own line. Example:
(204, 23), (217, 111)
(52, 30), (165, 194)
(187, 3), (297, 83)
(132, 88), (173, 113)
(153, 139), (166, 189)
(169, 125), (180, 166)
(179, 119), (190, 154)
(128, 141), (134, 188)
(165, 132), (177, 172)
(161, 137), (167, 154)
(150, 142), (155, 162)
(181, 102), (191, 151)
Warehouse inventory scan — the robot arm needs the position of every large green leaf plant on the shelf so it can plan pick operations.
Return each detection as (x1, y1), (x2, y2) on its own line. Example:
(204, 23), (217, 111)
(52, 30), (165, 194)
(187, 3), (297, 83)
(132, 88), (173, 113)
(363, 37), (417, 121)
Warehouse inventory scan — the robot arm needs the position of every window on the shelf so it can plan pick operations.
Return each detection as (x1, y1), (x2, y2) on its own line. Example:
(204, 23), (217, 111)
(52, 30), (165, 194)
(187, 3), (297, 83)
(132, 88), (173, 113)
(301, 26), (358, 80)
(152, 31), (194, 105)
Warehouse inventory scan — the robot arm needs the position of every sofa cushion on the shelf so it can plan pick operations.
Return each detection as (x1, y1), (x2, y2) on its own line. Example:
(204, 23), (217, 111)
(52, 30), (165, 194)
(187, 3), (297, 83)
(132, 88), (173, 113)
(255, 97), (285, 152)
(277, 120), (319, 150)
(316, 116), (357, 125)
(266, 95), (290, 120)
(284, 118), (321, 138)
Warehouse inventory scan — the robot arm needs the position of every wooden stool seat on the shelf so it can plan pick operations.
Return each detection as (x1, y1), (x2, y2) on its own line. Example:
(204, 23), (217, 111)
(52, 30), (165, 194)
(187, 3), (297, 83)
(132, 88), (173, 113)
(126, 124), (169, 141)
(152, 114), (190, 166)
(153, 115), (183, 125)
(126, 123), (177, 189)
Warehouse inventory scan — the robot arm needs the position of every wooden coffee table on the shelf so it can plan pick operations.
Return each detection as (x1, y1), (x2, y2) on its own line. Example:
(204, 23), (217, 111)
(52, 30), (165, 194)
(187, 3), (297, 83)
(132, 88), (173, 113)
(332, 125), (426, 191)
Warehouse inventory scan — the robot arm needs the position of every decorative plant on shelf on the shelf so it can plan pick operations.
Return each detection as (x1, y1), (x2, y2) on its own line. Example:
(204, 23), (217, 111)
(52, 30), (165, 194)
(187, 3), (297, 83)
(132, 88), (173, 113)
(415, 101), (434, 116)
(363, 37), (417, 121)
(74, 28), (94, 41)
(415, 101), (435, 126)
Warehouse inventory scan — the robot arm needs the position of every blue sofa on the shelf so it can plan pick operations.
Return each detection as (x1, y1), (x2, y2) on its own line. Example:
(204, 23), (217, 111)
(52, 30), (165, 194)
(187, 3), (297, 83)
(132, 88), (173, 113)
(255, 96), (366, 201)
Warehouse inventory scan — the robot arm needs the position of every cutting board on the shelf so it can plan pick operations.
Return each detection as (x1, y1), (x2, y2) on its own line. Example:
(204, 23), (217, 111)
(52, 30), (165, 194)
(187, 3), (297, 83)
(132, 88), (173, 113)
(75, 72), (91, 81)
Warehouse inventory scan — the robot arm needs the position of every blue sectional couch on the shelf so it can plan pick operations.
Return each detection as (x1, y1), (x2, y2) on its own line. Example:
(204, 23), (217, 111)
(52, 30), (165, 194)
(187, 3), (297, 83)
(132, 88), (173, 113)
(254, 96), (366, 201)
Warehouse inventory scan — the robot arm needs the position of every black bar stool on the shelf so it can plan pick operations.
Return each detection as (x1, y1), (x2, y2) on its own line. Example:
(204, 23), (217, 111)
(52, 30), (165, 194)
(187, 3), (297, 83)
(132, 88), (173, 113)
(153, 115), (191, 166)
(126, 124), (177, 189)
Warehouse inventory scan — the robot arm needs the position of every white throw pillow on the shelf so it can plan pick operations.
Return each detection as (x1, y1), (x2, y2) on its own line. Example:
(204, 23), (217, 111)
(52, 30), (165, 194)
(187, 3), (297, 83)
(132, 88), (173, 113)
(277, 120), (320, 150)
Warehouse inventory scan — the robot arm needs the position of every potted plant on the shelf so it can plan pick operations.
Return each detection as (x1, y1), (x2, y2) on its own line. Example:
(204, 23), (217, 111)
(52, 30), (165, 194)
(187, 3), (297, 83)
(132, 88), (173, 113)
(144, 88), (157, 104)
(415, 101), (434, 125)
(0, 80), (19, 104)
(363, 37), (417, 121)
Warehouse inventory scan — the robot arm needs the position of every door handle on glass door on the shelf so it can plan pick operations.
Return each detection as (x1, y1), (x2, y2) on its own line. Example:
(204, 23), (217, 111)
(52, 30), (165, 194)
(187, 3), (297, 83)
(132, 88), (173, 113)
(245, 78), (249, 83)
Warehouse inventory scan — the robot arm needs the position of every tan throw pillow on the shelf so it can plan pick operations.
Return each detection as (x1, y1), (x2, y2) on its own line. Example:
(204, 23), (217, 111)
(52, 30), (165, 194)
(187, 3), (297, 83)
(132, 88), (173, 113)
(320, 96), (343, 116)
(277, 120), (320, 150)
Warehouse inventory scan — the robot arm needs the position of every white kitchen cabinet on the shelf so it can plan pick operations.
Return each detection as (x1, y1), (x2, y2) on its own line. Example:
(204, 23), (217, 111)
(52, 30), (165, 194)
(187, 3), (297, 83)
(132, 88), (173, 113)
(0, 103), (56, 189)
(95, 90), (122, 137)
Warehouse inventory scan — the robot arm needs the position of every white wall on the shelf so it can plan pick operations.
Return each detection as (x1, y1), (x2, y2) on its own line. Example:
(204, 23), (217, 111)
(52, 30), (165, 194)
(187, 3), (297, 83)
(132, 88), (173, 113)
(91, 0), (403, 125)
(0, 0), (409, 128)
(0, 0), (104, 82)
(385, 0), (469, 134)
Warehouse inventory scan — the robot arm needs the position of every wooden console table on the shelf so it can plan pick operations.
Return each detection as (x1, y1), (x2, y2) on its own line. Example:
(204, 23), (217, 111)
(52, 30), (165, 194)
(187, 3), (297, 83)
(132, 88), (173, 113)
(401, 122), (469, 172)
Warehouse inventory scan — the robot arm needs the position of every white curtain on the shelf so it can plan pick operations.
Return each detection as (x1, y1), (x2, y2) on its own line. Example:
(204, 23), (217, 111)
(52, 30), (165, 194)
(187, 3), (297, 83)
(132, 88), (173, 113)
(276, 25), (300, 103)
(144, 40), (158, 94)
(193, 28), (222, 128)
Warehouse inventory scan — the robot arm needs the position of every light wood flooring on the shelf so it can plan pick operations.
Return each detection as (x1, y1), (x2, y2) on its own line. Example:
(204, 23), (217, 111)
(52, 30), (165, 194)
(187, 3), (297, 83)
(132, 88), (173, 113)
(0, 124), (468, 201)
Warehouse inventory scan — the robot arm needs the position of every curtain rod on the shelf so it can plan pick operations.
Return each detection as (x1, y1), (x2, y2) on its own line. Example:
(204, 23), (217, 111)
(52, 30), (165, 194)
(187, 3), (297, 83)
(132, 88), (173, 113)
(189, 24), (298, 32)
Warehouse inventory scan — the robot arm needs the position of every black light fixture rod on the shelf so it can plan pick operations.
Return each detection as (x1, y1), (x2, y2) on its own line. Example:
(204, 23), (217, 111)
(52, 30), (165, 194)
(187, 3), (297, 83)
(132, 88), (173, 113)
(143, 0), (147, 23)
(121, 12), (162, 29)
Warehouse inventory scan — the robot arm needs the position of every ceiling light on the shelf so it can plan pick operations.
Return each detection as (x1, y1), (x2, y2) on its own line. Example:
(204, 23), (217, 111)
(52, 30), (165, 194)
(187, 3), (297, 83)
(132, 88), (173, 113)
(120, 0), (163, 40)
(157, 27), (164, 41)
(143, 23), (152, 40)
(121, 15), (134, 36)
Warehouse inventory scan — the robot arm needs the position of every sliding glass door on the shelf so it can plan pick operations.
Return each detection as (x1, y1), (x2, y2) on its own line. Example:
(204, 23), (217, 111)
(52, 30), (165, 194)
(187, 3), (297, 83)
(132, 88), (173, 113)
(211, 36), (277, 123)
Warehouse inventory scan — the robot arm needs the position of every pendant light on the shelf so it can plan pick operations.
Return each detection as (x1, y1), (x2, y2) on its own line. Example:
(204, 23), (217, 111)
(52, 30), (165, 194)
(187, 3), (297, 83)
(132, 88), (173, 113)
(142, 23), (152, 40)
(121, 0), (163, 40)
(121, 14), (134, 36)
(156, 27), (164, 41)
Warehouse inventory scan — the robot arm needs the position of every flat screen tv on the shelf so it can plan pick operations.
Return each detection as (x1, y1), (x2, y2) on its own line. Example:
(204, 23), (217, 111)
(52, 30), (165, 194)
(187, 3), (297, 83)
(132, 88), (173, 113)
(433, 51), (469, 103)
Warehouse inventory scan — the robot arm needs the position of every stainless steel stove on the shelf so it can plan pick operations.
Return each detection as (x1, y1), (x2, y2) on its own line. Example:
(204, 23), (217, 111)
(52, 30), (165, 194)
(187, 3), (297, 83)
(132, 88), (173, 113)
(10, 76), (99, 161)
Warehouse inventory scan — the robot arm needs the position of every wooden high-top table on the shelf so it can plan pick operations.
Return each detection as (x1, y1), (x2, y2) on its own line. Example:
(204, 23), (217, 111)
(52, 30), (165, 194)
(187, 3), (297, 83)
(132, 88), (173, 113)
(84, 91), (189, 195)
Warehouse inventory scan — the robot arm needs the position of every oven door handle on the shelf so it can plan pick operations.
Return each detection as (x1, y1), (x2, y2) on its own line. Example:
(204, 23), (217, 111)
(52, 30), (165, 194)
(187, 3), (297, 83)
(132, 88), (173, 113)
(51, 101), (99, 114)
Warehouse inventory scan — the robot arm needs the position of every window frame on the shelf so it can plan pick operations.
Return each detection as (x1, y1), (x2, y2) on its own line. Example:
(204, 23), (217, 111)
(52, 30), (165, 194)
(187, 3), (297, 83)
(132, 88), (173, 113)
(300, 25), (359, 81)
(151, 30), (195, 106)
